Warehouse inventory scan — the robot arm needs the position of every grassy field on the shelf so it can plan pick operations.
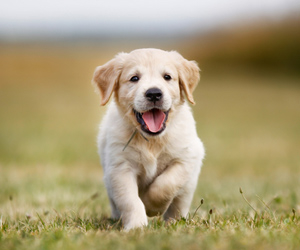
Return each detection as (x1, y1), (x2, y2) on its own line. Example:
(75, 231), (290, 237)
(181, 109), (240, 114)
(0, 44), (300, 250)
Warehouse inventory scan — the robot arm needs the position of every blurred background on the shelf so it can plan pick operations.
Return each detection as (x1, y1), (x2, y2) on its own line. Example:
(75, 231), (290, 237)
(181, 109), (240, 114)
(0, 0), (300, 215)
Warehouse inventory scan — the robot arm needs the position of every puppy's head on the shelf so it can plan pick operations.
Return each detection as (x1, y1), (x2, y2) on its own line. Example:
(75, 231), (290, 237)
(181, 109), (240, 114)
(92, 48), (200, 136)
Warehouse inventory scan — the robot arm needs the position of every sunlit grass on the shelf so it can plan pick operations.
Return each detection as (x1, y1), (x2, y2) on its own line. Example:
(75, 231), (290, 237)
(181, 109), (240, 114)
(0, 45), (300, 249)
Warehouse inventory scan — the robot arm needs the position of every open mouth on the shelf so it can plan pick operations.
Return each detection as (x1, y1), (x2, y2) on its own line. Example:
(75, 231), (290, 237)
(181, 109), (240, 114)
(134, 109), (169, 135)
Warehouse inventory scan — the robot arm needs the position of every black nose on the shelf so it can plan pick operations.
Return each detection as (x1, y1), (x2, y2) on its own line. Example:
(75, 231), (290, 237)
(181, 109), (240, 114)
(145, 88), (163, 102)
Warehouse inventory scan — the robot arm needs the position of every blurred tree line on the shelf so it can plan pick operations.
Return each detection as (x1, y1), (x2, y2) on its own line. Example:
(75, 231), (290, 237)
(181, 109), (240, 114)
(183, 15), (300, 76)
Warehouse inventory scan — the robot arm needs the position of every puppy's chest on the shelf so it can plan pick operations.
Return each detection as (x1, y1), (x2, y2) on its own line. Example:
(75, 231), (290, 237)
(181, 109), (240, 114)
(137, 149), (172, 187)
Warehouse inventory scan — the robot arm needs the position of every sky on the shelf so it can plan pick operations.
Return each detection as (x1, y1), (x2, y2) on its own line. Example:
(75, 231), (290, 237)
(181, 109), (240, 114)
(0, 0), (299, 40)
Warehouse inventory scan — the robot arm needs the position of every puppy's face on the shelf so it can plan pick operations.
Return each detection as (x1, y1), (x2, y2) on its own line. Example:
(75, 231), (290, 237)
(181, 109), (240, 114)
(92, 49), (200, 137)
(117, 50), (181, 135)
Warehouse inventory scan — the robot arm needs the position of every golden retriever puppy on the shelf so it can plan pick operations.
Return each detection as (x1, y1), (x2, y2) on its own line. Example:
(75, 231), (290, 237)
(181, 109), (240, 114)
(92, 48), (205, 230)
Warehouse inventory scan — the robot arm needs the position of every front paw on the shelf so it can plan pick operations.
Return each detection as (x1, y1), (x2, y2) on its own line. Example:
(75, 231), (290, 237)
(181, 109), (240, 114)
(122, 201), (148, 231)
(123, 215), (148, 231)
(141, 189), (170, 217)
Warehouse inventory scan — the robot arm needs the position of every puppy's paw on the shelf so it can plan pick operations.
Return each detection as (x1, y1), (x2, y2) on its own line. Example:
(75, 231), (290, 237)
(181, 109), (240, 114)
(122, 200), (148, 231)
(123, 213), (148, 231)
(141, 186), (171, 217)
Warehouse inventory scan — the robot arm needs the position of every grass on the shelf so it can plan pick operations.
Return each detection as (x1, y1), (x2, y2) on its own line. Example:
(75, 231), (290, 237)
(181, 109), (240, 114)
(0, 44), (300, 249)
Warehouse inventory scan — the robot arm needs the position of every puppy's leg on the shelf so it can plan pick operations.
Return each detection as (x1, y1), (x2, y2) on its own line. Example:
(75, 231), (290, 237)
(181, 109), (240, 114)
(163, 165), (200, 220)
(108, 197), (120, 219)
(163, 186), (196, 221)
(107, 164), (148, 230)
(142, 162), (192, 217)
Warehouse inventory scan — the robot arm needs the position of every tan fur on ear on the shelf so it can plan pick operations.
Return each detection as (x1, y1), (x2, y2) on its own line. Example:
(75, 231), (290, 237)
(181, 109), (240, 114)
(171, 51), (200, 105)
(92, 53), (127, 106)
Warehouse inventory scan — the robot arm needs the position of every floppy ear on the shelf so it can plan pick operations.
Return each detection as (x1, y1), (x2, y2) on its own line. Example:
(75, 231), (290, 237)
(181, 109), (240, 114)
(92, 53), (126, 106)
(172, 52), (200, 105)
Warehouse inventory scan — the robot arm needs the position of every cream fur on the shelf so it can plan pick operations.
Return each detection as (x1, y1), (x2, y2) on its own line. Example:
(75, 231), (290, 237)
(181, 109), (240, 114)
(92, 48), (205, 230)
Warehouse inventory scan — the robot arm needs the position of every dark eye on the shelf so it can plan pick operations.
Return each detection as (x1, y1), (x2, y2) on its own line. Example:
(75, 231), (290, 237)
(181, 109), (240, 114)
(164, 74), (172, 81)
(130, 76), (139, 82)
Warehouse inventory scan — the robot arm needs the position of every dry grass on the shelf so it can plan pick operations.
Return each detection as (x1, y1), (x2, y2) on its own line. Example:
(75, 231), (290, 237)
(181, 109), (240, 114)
(0, 44), (300, 249)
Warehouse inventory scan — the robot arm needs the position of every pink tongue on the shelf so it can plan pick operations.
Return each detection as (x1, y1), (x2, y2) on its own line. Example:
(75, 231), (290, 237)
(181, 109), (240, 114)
(142, 109), (166, 133)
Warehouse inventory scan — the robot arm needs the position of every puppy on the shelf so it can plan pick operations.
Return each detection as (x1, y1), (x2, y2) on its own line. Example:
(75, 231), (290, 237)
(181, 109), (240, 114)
(92, 48), (205, 230)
